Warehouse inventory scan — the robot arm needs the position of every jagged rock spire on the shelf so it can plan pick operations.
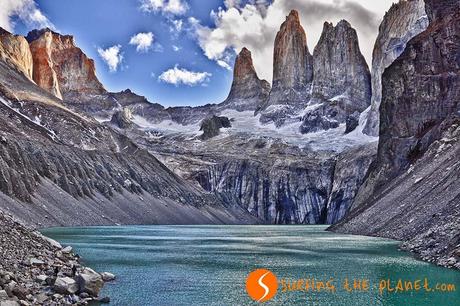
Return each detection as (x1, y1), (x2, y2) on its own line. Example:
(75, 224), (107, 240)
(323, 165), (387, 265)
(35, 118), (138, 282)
(219, 47), (270, 111)
(312, 19), (371, 110)
(272, 10), (313, 92)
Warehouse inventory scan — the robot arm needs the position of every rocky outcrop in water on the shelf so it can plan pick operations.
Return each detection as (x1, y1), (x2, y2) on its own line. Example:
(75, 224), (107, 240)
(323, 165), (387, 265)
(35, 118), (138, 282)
(218, 48), (270, 111)
(332, 0), (460, 269)
(27, 28), (106, 100)
(259, 10), (313, 126)
(363, 0), (428, 136)
(0, 28), (33, 80)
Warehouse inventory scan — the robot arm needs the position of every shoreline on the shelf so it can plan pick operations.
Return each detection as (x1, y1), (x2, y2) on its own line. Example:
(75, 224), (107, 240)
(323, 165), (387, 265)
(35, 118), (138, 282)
(0, 212), (114, 306)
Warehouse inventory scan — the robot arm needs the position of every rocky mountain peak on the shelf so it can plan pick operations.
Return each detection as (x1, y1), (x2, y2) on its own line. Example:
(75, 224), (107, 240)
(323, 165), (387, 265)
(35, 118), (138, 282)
(218, 47), (270, 111)
(363, 0), (428, 136)
(312, 19), (370, 102)
(285, 9), (300, 23)
(0, 27), (34, 80)
(233, 47), (256, 80)
(0, 27), (10, 35)
(301, 19), (371, 134)
(259, 10), (314, 126)
(271, 9), (313, 92)
(26, 28), (105, 100)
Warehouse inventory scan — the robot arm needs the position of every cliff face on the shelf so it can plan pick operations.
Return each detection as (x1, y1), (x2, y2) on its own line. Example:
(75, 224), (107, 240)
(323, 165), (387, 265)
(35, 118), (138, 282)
(301, 20), (371, 134)
(0, 28), (34, 80)
(363, 0), (428, 136)
(271, 10), (313, 94)
(312, 20), (371, 109)
(199, 157), (335, 224)
(27, 28), (105, 100)
(259, 10), (313, 126)
(218, 48), (270, 111)
(332, 0), (460, 269)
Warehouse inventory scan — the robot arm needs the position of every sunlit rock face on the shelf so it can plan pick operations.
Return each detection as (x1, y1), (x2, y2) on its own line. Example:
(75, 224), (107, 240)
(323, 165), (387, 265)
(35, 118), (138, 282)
(363, 0), (428, 136)
(27, 28), (105, 100)
(0, 27), (34, 80)
(218, 48), (270, 112)
(259, 10), (314, 126)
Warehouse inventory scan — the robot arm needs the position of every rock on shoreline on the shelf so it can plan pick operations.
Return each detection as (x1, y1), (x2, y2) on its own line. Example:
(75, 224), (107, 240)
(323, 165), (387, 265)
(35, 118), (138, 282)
(0, 212), (114, 305)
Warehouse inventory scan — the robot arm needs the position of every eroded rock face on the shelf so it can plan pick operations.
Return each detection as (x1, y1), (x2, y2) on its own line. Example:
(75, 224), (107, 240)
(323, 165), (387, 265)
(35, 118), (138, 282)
(373, 0), (460, 189)
(27, 28), (105, 100)
(197, 157), (335, 224)
(259, 10), (313, 126)
(218, 48), (270, 111)
(311, 20), (371, 113)
(0, 28), (33, 80)
(363, 0), (428, 136)
(326, 143), (376, 224)
(110, 108), (134, 129)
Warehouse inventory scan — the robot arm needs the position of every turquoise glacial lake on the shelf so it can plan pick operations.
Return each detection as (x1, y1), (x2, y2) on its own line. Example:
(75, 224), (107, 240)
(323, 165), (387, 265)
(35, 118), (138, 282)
(42, 225), (460, 306)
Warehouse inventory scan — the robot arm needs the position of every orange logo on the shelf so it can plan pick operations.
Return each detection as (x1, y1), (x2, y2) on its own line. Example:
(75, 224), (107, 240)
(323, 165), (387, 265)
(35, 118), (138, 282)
(246, 269), (278, 302)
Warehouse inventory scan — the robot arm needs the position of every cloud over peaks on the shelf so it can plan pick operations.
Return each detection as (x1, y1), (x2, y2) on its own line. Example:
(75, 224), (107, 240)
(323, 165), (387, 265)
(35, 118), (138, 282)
(0, 0), (53, 32)
(159, 65), (212, 86)
(129, 32), (155, 52)
(98, 45), (123, 72)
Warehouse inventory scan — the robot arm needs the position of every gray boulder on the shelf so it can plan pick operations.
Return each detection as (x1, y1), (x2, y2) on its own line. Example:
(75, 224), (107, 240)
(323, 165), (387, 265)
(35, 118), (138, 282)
(54, 277), (78, 295)
(76, 268), (103, 297)
(200, 116), (231, 140)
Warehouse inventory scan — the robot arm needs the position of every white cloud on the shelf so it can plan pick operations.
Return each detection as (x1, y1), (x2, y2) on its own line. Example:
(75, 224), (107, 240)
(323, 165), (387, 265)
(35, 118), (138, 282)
(170, 19), (183, 35)
(0, 0), (53, 32)
(97, 45), (123, 72)
(159, 65), (212, 86)
(129, 32), (154, 52)
(140, 0), (188, 15)
(192, 0), (394, 82)
(172, 45), (181, 51)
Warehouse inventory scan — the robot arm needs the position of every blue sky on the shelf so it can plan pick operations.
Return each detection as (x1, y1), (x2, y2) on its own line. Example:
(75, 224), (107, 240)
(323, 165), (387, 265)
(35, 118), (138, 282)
(4, 0), (395, 107)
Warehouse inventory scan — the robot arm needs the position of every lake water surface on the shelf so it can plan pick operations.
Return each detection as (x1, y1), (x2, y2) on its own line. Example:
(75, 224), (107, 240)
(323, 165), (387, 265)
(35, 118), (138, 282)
(42, 225), (460, 306)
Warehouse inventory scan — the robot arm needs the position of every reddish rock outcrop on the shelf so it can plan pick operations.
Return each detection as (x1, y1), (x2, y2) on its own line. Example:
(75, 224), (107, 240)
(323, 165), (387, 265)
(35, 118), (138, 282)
(363, 0), (428, 136)
(218, 47), (270, 111)
(0, 27), (33, 80)
(26, 28), (105, 100)
(260, 10), (313, 126)
(271, 10), (313, 93)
